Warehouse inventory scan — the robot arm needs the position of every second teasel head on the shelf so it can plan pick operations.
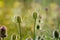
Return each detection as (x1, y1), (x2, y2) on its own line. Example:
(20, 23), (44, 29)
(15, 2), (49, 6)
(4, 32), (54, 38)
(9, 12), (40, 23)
(17, 16), (21, 24)
(33, 12), (37, 20)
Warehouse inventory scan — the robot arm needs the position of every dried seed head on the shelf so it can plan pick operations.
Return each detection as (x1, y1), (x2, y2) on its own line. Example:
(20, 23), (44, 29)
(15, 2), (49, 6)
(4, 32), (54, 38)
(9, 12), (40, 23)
(17, 16), (21, 23)
(0, 26), (7, 38)
(33, 12), (37, 20)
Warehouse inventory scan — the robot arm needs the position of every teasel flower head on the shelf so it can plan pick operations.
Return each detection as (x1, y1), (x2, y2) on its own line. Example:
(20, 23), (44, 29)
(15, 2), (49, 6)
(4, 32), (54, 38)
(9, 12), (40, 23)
(17, 16), (21, 24)
(33, 12), (37, 20)
(54, 31), (59, 38)
(0, 26), (7, 38)
(11, 34), (17, 40)
(36, 25), (40, 30)
(38, 36), (40, 40)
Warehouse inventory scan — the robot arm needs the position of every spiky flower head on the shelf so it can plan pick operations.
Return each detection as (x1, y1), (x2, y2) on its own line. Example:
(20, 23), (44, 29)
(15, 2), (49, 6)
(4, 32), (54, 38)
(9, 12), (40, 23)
(36, 25), (40, 30)
(0, 26), (7, 38)
(33, 12), (37, 20)
(54, 31), (59, 38)
(17, 16), (21, 24)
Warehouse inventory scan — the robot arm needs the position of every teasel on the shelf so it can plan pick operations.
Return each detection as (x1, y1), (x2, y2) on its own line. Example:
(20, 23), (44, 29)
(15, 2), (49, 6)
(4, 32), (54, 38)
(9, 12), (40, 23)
(36, 25), (40, 30)
(0, 26), (7, 40)
(17, 16), (22, 40)
(54, 31), (59, 39)
(11, 34), (17, 40)
(33, 12), (37, 40)
(38, 36), (40, 40)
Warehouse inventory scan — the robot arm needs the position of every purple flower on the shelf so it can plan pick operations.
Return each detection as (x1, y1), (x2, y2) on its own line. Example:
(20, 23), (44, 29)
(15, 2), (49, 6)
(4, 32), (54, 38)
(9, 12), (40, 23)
(0, 26), (7, 38)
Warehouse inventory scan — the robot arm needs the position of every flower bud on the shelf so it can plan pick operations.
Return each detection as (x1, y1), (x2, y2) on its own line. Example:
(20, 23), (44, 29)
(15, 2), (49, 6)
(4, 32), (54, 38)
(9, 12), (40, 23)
(33, 12), (37, 20)
(17, 16), (21, 23)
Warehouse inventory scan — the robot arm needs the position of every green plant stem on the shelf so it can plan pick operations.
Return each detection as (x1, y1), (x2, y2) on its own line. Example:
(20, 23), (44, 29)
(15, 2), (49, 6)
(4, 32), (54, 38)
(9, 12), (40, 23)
(19, 23), (22, 40)
(2, 38), (4, 40)
(34, 19), (36, 40)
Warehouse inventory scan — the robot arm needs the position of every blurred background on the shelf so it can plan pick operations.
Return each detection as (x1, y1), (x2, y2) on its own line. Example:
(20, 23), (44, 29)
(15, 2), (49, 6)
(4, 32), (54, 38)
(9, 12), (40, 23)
(0, 0), (60, 40)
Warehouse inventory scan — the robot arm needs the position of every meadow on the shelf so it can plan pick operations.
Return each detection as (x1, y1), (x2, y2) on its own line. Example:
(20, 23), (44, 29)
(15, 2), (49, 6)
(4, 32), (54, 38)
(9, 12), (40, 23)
(0, 0), (60, 40)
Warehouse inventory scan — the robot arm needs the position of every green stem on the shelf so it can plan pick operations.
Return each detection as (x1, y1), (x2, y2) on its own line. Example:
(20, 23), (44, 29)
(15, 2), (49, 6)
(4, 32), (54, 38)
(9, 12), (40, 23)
(34, 19), (36, 40)
(2, 38), (4, 40)
(19, 23), (22, 40)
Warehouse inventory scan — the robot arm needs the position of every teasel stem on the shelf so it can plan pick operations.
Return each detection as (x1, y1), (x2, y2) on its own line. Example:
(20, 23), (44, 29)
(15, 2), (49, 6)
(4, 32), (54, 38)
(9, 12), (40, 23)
(19, 23), (22, 40)
(34, 19), (36, 40)
(33, 12), (37, 40)
(17, 16), (22, 40)
(2, 38), (4, 40)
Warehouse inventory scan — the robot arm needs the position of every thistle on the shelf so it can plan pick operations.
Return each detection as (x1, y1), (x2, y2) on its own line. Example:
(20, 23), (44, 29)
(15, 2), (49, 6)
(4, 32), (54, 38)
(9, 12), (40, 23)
(17, 16), (22, 40)
(0, 26), (7, 40)
(33, 12), (37, 40)
(11, 34), (17, 40)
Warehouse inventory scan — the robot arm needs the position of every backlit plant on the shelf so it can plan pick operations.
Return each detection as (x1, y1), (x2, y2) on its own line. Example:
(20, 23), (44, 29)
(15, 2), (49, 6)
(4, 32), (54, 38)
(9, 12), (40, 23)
(33, 12), (37, 40)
